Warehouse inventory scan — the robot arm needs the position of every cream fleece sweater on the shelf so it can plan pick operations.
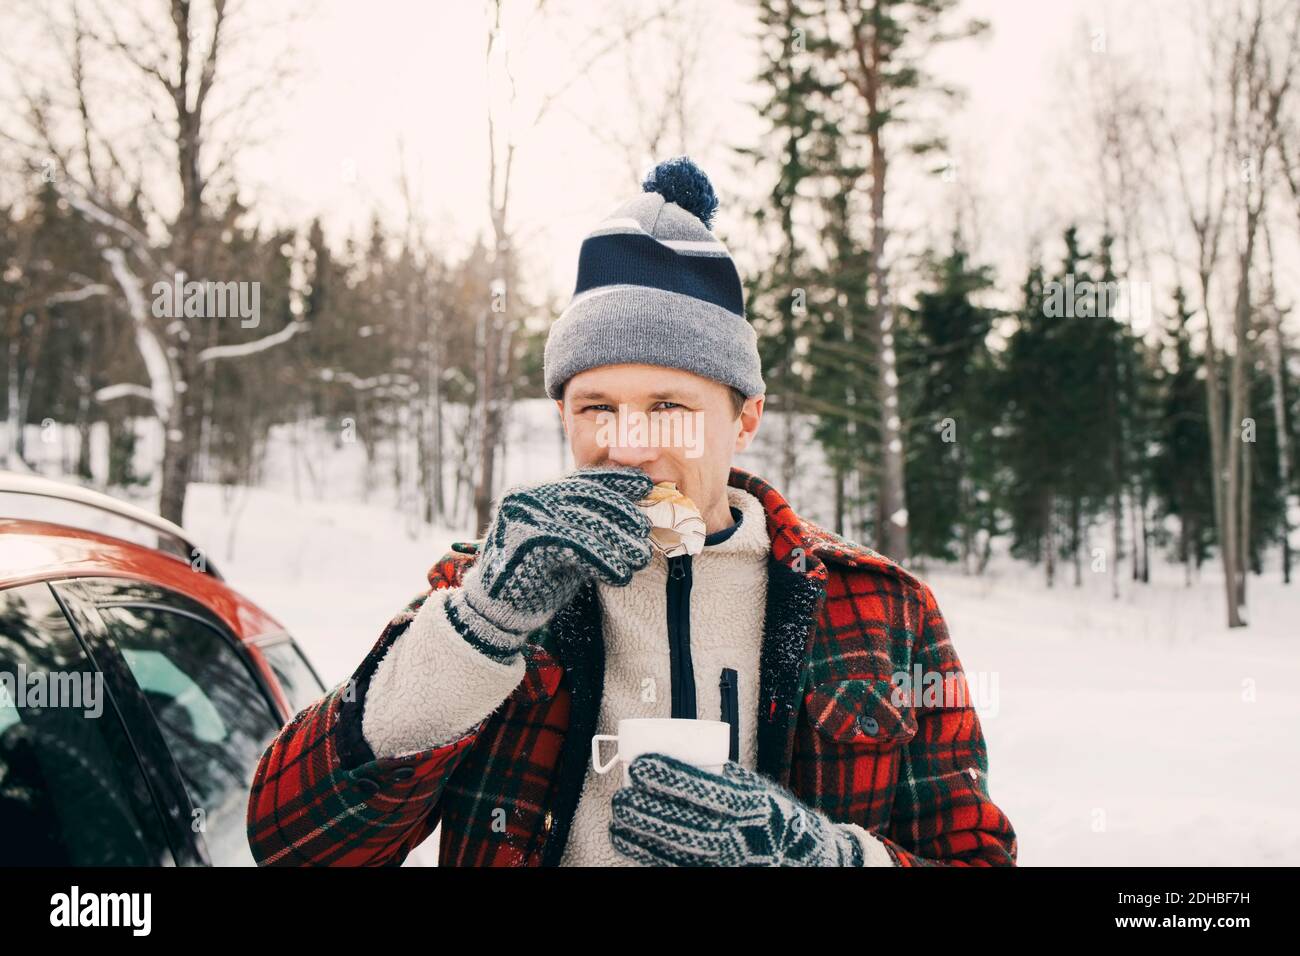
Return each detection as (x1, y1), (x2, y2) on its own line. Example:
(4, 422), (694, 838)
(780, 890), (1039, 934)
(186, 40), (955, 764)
(361, 484), (892, 866)
(558, 484), (768, 865)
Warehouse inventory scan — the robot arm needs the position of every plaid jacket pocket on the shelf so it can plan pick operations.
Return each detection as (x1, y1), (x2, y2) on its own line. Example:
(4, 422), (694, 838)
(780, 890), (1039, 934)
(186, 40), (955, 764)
(796, 677), (917, 833)
(805, 677), (918, 747)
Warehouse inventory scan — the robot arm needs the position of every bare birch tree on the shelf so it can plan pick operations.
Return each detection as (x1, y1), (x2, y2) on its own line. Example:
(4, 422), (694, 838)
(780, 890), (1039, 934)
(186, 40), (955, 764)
(0, 0), (304, 525)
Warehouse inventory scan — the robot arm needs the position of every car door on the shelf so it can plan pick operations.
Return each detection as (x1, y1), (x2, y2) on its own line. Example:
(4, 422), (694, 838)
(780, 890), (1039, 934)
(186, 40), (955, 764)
(53, 578), (286, 867)
(0, 581), (175, 866)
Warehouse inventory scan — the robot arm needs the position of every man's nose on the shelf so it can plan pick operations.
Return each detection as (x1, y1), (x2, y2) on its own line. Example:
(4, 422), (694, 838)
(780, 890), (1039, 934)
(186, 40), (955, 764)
(598, 407), (660, 468)
(604, 441), (659, 468)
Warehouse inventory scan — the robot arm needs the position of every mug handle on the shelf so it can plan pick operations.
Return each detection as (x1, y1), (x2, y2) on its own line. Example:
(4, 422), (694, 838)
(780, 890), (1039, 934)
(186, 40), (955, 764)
(591, 734), (620, 774)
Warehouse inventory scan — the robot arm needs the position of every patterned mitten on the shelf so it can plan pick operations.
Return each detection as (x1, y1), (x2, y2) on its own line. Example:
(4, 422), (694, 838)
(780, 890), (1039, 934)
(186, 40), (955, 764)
(609, 753), (867, 867)
(445, 465), (655, 661)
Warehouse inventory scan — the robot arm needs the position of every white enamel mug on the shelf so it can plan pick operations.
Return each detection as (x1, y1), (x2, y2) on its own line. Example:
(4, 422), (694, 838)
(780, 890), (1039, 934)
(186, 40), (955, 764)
(591, 717), (731, 785)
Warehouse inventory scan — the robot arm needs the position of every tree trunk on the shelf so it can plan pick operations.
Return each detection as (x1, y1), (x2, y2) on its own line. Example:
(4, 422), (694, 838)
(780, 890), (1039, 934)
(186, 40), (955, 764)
(781, 401), (798, 498)
(75, 389), (93, 480)
(430, 307), (446, 524)
(1224, 239), (1253, 627)
(1044, 491), (1056, 588)
(1139, 495), (1151, 583)
(1110, 488), (1123, 599)
(1199, 269), (1241, 627)
(861, 8), (908, 562)
(833, 463), (845, 536)
(6, 332), (22, 467)
(1071, 495), (1082, 587)
(1265, 268), (1293, 584)
(1181, 516), (1191, 586)
(1239, 368), (1252, 608)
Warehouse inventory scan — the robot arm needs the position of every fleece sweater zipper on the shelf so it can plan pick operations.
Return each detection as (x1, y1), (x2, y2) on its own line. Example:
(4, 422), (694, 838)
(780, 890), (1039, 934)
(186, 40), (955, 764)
(665, 554), (696, 719)
(663, 505), (744, 721)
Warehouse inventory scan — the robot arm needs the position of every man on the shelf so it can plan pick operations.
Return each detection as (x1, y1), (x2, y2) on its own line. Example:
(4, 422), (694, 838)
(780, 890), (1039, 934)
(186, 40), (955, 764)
(246, 157), (1018, 867)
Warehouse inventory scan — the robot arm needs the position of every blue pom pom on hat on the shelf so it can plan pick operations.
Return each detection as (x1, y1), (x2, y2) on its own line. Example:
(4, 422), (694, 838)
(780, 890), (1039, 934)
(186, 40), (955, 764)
(641, 155), (720, 229)
(543, 156), (765, 402)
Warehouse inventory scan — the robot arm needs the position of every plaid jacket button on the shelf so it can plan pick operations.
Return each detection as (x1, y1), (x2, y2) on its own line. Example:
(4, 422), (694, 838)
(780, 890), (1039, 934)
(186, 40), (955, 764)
(392, 767), (415, 781)
(858, 716), (879, 736)
(353, 776), (381, 794)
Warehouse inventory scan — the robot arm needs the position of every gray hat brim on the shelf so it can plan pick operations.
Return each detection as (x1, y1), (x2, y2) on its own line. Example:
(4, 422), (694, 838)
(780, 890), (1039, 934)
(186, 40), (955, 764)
(544, 285), (766, 401)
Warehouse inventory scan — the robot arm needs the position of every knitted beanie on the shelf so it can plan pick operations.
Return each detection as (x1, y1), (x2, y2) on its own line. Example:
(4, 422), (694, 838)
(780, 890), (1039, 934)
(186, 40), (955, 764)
(543, 156), (766, 402)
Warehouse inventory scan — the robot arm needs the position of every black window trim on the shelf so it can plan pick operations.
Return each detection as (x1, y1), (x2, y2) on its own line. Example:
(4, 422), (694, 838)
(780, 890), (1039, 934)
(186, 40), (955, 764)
(49, 579), (216, 865)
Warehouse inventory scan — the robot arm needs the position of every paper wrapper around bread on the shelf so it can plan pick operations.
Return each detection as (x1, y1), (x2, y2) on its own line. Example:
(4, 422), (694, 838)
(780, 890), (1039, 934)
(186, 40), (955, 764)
(636, 482), (707, 558)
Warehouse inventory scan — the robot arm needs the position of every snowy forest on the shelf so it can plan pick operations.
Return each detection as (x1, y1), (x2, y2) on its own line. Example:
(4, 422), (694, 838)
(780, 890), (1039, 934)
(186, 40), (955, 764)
(4, 0), (1298, 636)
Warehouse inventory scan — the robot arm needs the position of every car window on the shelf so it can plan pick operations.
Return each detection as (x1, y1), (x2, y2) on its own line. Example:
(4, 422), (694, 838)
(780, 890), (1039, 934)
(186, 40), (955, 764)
(98, 604), (281, 867)
(0, 583), (171, 865)
(258, 639), (326, 714)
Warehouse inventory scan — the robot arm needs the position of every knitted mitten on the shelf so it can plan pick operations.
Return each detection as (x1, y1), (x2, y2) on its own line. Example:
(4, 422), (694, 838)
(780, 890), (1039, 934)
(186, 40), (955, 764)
(445, 465), (655, 661)
(609, 753), (867, 867)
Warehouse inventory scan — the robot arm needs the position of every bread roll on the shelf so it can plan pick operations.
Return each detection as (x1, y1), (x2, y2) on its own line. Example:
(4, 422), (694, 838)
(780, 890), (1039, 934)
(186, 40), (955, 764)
(637, 481), (706, 557)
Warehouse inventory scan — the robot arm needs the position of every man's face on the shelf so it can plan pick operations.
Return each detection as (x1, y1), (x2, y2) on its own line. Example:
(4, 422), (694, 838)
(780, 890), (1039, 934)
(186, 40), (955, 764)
(556, 364), (763, 525)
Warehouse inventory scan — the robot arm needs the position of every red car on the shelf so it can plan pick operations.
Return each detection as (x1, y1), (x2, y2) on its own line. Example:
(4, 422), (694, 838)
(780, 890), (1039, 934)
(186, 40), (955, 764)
(0, 473), (325, 866)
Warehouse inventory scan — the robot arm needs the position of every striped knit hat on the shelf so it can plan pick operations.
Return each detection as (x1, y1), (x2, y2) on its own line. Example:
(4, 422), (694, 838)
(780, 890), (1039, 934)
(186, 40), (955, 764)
(543, 156), (765, 401)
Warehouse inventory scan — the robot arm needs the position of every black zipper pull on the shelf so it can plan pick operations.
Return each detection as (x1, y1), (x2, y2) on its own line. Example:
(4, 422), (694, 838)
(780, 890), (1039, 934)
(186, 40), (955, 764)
(669, 556), (685, 580)
(719, 668), (739, 762)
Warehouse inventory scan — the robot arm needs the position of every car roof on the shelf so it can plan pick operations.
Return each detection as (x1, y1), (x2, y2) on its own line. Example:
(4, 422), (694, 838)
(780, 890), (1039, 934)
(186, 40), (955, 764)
(0, 518), (285, 642)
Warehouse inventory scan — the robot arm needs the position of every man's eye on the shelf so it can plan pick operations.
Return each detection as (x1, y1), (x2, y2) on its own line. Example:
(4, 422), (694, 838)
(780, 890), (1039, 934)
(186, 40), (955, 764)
(581, 402), (681, 412)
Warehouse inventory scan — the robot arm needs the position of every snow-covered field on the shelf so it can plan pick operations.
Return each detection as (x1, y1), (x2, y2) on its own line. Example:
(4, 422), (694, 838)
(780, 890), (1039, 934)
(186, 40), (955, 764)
(6, 403), (1300, 866)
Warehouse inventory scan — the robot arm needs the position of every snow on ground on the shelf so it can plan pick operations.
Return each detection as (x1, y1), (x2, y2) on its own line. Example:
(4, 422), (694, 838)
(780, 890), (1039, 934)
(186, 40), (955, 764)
(923, 560), (1300, 866)
(7, 405), (1300, 865)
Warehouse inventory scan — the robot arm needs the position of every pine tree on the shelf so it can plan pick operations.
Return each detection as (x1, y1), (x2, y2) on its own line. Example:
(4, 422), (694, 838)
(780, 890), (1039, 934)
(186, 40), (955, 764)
(900, 237), (999, 565)
(742, 0), (856, 511)
(807, 154), (874, 538)
(1001, 229), (1115, 585)
(1151, 287), (1216, 578)
(1001, 262), (1054, 574)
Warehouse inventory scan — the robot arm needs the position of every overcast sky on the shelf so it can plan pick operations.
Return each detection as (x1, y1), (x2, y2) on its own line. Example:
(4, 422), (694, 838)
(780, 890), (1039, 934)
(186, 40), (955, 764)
(3, 0), (1278, 327)
(228, 0), (1111, 292)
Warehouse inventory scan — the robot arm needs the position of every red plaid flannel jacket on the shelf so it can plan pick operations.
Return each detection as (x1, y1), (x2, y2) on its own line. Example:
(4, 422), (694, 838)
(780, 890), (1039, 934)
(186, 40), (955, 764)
(246, 466), (1018, 866)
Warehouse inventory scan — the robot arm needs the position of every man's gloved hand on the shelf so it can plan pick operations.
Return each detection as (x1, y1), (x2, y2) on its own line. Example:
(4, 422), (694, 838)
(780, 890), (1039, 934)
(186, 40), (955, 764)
(609, 753), (868, 867)
(445, 465), (655, 661)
